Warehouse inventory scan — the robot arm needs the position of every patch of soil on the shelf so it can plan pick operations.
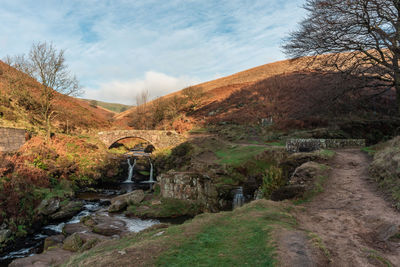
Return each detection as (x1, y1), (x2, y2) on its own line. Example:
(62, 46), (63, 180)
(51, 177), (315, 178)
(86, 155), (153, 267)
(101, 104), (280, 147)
(295, 149), (400, 266)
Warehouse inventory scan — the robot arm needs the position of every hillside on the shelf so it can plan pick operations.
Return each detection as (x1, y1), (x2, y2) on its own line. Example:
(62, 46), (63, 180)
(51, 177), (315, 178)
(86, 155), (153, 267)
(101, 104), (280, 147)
(82, 99), (132, 113)
(114, 56), (397, 136)
(0, 60), (114, 133)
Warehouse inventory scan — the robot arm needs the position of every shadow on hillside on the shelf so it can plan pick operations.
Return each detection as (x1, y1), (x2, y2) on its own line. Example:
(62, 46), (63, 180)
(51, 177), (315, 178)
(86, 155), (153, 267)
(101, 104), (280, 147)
(194, 71), (396, 127)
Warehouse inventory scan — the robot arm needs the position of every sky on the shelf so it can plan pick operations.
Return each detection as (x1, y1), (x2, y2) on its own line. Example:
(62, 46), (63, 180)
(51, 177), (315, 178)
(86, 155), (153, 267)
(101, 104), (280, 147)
(0, 0), (306, 105)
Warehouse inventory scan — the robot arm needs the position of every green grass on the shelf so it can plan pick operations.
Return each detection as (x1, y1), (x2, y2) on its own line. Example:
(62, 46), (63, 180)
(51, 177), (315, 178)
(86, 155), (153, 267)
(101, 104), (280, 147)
(319, 149), (335, 158)
(63, 200), (295, 267)
(265, 141), (286, 147)
(361, 146), (376, 156)
(215, 145), (269, 166)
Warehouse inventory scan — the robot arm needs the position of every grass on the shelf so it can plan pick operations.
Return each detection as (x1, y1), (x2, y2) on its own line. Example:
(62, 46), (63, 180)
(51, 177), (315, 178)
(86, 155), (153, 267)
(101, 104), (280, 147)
(63, 200), (295, 267)
(363, 249), (392, 267)
(308, 232), (332, 262)
(215, 145), (269, 166)
(361, 146), (376, 156)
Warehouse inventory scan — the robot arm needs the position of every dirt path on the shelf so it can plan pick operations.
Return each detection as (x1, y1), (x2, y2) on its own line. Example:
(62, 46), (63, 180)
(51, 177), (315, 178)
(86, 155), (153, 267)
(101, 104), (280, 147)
(295, 149), (400, 266)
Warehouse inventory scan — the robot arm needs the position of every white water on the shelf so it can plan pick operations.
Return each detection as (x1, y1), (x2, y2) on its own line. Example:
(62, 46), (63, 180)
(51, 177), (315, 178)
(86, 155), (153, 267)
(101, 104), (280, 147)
(232, 187), (245, 209)
(123, 158), (136, 183)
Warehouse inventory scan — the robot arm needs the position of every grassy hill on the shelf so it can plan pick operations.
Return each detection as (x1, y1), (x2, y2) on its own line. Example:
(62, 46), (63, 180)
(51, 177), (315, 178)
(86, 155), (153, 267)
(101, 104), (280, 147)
(114, 56), (397, 136)
(0, 60), (115, 133)
(82, 99), (132, 113)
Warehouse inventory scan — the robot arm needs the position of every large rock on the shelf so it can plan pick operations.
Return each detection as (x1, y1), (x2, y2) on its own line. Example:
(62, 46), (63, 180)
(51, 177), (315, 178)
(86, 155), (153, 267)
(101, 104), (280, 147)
(108, 190), (145, 212)
(272, 161), (328, 201)
(36, 198), (60, 216)
(63, 223), (91, 235)
(49, 201), (83, 221)
(82, 214), (127, 236)
(0, 229), (11, 243)
(9, 248), (73, 267)
(158, 171), (219, 212)
(44, 235), (65, 251)
(63, 232), (84, 252)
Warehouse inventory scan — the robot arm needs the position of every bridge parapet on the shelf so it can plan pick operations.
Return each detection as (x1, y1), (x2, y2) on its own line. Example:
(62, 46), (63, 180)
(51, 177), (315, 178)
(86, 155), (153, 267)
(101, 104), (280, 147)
(98, 130), (186, 149)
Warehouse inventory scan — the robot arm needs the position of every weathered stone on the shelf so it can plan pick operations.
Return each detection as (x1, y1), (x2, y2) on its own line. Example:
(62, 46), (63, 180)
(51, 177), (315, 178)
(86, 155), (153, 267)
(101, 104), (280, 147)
(86, 214), (127, 236)
(98, 130), (186, 149)
(108, 190), (145, 212)
(63, 223), (91, 236)
(158, 171), (219, 211)
(37, 198), (60, 216)
(50, 201), (83, 221)
(9, 248), (73, 267)
(0, 127), (26, 152)
(286, 139), (365, 153)
(44, 235), (65, 250)
(0, 229), (11, 243)
(62, 233), (83, 252)
(374, 222), (399, 242)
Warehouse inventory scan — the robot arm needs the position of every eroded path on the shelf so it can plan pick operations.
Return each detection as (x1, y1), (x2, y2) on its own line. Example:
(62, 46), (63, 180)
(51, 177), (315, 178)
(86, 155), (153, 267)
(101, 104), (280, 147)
(295, 149), (400, 266)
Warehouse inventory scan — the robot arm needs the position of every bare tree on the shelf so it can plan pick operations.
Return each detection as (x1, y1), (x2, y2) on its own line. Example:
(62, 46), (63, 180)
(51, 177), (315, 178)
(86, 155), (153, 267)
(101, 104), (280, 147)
(283, 0), (400, 114)
(131, 88), (150, 129)
(5, 41), (82, 139)
(182, 86), (205, 111)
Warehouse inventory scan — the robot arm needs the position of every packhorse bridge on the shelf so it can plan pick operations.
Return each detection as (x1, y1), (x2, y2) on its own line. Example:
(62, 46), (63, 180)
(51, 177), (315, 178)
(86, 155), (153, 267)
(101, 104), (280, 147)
(97, 130), (186, 149)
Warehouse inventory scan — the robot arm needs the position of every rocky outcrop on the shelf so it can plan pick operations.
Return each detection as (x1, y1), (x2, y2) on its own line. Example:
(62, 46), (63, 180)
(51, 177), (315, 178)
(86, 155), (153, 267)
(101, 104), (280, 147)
(49, 201), (83, 221)
(82, 214), (127, 236)
(272, 161), (329, 201)
(0, 229), (11, 244)
(36, 198), (61, 216)
(108, 190), (145, 212)
(158, 171), (219, 211)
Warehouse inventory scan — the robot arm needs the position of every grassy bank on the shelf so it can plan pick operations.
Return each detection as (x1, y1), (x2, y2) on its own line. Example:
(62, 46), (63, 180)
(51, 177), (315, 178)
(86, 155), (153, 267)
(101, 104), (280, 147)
(63, 200), (295, 266)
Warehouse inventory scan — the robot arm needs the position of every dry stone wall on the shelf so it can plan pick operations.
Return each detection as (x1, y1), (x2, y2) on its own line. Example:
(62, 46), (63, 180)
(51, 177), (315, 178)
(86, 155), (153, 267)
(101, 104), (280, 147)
(286, 138), (366, 153)
(0, 127), (26, 152)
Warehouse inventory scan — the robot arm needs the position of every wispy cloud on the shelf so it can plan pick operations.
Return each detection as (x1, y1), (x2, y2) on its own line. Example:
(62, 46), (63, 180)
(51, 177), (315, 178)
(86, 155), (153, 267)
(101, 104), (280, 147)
(0, 0), (306, 103)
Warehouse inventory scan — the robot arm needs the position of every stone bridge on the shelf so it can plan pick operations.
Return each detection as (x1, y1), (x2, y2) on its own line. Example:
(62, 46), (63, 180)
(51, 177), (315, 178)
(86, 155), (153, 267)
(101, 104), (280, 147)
(0, 127), (27, 152)
(97, 130), (186, 149)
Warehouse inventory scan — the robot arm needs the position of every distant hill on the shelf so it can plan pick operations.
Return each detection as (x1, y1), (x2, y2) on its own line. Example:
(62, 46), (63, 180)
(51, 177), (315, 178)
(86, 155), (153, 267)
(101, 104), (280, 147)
(82, 99), (132, 113)
(0, 60), (114, 133)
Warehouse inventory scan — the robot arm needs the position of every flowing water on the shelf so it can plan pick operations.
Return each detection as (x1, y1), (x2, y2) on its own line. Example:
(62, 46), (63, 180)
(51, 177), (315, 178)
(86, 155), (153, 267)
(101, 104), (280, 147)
(0, 188), (159, 266)
(123, 158), (136, 183)
(232, 187), (245, 209)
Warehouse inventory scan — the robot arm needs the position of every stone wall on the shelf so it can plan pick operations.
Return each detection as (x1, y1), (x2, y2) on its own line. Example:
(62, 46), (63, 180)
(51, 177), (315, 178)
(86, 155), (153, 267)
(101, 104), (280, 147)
(0, 127), (27, 152)
(98, 130), (186, 149)
(286, 138), (366, 153)
(157, 171), (219, 211)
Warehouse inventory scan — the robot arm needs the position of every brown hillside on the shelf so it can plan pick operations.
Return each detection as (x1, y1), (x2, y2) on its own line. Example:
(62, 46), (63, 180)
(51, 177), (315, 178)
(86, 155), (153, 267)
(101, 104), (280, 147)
(0, 60), (114, 133)
(114, 55), (395, 131)
(113, 58), (301, 125)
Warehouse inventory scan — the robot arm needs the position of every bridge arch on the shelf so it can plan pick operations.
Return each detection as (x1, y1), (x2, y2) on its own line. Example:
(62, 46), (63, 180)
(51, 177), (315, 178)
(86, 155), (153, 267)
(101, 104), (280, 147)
(98, 130), (185, 150)
(108, 136), (154, 149)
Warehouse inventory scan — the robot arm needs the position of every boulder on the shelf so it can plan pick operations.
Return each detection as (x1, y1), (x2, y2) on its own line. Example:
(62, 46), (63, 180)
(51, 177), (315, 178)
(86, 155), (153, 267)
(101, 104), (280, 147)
(92, 216), (126, 236)
(36, 198), (60, 216)
(63, 223), (91, 236)
(43, 235), (65, 250)
(374, 222), (399, 242)
(108, 190), (145, 212)
(63, 232), (84, 252)
(9, 248), (73, 267)
(0, 229), (11, 243)
(49, 200), (83, 221)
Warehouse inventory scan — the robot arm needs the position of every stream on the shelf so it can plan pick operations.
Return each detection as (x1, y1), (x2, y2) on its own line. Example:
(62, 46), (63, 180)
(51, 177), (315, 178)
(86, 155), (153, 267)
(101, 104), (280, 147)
(0, 184), (159, 267)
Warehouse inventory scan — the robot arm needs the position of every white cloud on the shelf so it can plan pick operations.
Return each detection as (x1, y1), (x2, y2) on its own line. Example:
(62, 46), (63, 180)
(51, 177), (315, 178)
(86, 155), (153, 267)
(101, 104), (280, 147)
(83, 71), (197, 105)
(0, 0), (306, 104)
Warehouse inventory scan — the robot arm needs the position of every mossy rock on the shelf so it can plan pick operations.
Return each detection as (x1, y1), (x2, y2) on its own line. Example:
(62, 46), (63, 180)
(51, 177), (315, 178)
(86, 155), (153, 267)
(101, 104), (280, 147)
(63, 233), (83, 252)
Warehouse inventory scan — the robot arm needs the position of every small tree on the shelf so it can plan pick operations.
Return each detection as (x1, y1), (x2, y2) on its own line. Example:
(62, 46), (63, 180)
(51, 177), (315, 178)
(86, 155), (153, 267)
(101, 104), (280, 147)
(182, 86), (205, 111)
(283, 0), (400, 114)
(89, 100), (98, 108)
(5, 41), (82, 139)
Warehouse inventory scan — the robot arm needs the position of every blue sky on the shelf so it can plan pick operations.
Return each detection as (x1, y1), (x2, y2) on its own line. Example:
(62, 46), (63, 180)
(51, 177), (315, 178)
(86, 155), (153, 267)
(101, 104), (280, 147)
(0, 0), (306, 104)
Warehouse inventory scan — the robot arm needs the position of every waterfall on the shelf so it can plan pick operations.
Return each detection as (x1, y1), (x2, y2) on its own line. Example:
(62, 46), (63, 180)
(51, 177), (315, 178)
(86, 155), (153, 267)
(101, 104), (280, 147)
(148, 158), (154, 183)
(123, 158), (136, 183)
(232, 187), (245, 209)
